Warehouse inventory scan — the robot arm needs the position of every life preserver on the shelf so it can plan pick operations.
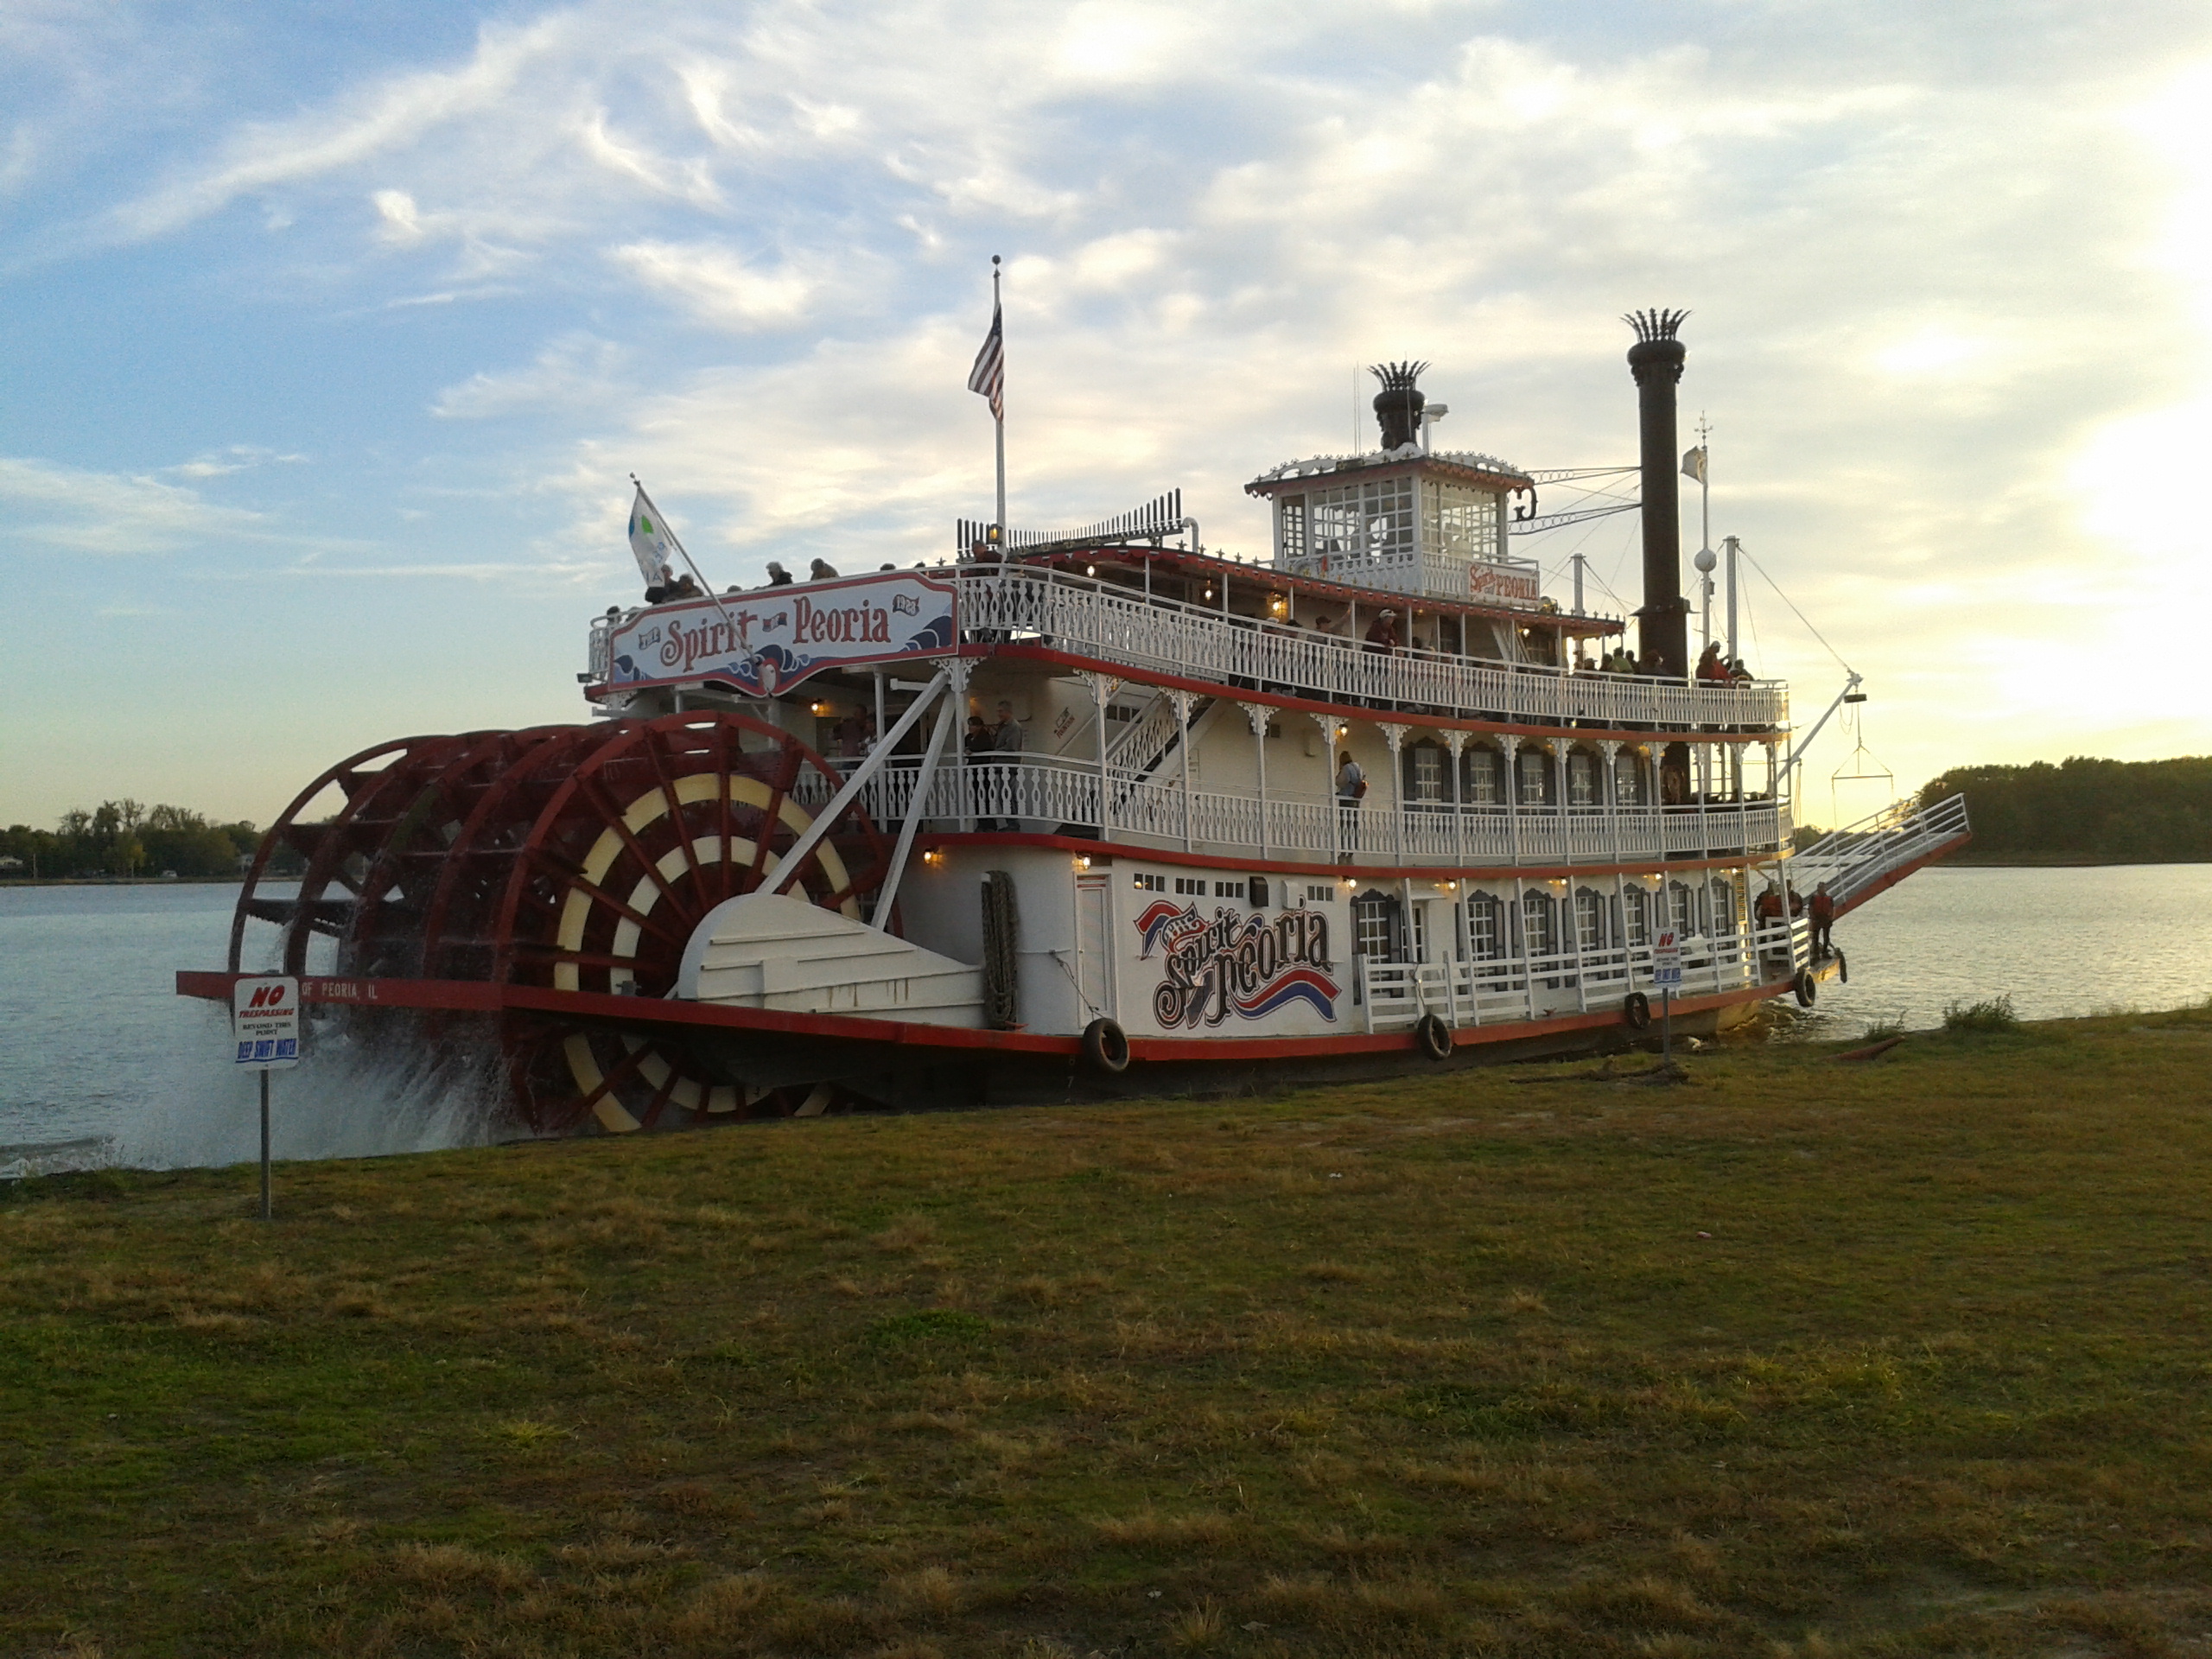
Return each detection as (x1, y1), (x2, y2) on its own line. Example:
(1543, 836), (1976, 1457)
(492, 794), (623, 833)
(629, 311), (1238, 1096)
(1835, 950), (1848, 984)
(1081, 1017), (1130, 1075)
(1623, 991), (1651, 1031)
(1793, 969), (1817, 1007)
(1414, 1012), (1452, 1061)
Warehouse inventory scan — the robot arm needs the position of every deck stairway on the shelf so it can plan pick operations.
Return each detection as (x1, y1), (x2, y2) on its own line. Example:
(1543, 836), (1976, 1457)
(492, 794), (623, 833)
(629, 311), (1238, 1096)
(1789, 793), (1972, 914)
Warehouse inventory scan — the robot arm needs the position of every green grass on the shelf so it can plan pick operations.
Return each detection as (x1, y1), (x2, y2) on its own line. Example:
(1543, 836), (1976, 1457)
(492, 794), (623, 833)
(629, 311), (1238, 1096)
(6, 1004), (2212, 1656)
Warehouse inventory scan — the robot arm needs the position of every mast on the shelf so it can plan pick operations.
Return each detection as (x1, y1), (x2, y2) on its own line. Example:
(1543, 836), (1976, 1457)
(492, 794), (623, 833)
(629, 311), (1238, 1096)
(993, 257), (1006, 539)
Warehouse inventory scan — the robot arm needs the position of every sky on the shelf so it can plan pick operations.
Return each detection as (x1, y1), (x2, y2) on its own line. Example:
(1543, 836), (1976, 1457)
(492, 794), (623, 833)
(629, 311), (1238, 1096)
(3, 0), (2209, 833)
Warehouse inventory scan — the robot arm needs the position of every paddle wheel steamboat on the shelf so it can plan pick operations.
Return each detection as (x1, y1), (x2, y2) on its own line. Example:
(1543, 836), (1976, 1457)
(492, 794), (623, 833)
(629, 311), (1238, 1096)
(178, 314), (1969, 1133)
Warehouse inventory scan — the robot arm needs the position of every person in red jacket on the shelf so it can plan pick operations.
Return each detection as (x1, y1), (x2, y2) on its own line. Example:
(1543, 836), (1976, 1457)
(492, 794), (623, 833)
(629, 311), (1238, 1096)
(1809, 881), (1836, 957)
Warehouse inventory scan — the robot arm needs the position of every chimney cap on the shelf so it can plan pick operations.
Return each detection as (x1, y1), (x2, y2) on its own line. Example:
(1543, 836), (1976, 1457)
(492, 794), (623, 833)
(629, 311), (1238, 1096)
(1624, 308), (1689, 343)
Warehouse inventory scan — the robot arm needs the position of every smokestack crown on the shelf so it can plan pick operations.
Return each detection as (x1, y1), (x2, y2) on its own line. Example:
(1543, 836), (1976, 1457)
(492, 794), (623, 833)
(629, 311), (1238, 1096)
(1369, 360), (1428, 450)
(1624, 308), (1688, 385)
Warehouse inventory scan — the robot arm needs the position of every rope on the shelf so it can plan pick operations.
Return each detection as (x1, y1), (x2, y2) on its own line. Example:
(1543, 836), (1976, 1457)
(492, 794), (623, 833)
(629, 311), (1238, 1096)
(982, 870), (1020, 1030)
(1737, 543), (1853, 675)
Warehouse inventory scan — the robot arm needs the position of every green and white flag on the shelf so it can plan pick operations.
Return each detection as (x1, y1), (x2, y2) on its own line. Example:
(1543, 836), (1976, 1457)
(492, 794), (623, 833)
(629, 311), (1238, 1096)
(627, 486), (676, 584)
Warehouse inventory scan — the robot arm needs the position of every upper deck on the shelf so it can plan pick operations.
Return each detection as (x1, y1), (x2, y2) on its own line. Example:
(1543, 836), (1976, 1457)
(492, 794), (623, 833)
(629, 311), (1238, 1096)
(586, 560), (1787, 737)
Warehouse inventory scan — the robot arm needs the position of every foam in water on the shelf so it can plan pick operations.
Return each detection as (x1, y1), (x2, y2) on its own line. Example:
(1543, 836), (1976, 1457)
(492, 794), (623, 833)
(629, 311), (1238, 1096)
(115, 1004), (513, 1171)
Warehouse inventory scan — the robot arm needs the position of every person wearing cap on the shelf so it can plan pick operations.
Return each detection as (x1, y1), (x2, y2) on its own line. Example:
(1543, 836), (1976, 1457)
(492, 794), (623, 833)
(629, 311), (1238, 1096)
(764, 561), (793, 587)
(1363, 608), (1399, 653)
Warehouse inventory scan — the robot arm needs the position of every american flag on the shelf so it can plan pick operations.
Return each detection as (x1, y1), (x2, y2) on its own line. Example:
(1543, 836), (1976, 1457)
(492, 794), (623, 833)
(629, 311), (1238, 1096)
(966, 301), (1004, 421)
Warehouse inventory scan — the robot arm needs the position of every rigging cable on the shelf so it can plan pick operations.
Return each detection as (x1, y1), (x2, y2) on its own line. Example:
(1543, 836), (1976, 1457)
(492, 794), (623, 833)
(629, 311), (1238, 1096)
(1735, 543), (1854, 677)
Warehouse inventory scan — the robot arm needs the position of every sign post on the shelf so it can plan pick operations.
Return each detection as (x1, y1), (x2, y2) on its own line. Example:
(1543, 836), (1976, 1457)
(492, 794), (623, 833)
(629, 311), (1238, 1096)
(1652, 929), (1684, 1064)
(232, 976), (301, 1220)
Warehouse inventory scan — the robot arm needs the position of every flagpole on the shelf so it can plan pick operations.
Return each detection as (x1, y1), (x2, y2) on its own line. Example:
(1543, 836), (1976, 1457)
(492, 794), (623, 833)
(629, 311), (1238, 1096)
(632, 474), (741, 634)
(992, 255), (1007, 542)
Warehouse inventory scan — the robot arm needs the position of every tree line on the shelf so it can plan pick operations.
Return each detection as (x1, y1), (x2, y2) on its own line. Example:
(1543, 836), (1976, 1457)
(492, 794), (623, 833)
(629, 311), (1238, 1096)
(1, 801), (268, 880)
(1919, 756), (2212, 863)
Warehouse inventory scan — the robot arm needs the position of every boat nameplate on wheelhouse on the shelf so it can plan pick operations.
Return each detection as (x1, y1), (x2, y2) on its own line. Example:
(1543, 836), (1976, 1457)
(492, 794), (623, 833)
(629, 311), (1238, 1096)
(601, 570), (957, 696)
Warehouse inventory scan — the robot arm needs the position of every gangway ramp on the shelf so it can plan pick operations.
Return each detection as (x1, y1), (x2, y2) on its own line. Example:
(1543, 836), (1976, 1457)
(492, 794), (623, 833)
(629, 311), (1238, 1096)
(1790, 794), (1971, 916)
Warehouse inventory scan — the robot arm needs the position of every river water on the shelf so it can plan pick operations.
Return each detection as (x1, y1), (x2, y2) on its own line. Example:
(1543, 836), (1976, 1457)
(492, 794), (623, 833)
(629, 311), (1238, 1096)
(2, 867), (2207, 1171)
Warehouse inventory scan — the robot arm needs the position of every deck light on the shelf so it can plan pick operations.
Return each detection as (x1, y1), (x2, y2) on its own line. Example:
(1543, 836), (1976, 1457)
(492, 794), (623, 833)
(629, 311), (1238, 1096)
(1086, 564), (1097, 577)
(923, 849), (944, 868)
(1075, 854), (1093, 871)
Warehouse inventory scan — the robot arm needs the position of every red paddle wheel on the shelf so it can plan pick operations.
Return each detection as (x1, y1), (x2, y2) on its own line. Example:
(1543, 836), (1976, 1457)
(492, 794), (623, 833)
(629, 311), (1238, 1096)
(230, 713), (890, 1135)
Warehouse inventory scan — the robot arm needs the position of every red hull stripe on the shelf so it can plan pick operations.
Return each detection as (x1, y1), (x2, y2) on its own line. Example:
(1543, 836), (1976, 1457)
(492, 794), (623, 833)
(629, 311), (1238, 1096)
(175, 970), (1782, 1059)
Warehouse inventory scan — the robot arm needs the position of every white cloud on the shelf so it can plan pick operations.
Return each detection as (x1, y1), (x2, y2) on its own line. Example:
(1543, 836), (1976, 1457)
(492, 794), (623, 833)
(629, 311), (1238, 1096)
(608, 238), (816, 329)
(0, 455), (262, 553)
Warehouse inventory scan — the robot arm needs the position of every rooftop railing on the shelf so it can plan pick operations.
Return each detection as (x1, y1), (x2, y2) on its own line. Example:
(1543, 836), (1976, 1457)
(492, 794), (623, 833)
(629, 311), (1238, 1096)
(950, 564), (1788, 734)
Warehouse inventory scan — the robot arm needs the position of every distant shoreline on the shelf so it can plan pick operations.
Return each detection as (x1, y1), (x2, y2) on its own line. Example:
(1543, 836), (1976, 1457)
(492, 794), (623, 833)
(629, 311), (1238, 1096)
(1932, 855), (2212, 869)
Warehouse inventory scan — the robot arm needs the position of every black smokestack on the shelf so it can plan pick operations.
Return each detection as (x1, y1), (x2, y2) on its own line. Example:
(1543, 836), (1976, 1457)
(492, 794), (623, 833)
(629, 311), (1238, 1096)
(1369, 360), (1427, 450)
(1625, 309), (1689, 677)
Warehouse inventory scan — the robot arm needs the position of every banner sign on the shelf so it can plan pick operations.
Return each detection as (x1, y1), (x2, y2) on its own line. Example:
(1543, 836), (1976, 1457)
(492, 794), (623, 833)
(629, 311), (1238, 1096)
(1466, 560), (1541, 603)
(601, 571), (957, 698)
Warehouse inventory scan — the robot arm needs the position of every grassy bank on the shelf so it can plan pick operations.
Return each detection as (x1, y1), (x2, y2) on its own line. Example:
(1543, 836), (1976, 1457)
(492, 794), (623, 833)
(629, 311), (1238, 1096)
(6, 1008), (2212, 1658)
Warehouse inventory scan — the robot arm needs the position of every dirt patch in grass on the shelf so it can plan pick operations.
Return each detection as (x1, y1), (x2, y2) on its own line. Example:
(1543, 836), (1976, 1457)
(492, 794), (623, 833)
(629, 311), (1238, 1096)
(4, 1007), (2212, 1655)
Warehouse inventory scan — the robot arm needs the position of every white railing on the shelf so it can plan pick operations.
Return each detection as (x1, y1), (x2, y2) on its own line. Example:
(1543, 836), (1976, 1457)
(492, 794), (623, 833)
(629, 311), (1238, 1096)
(951, 564), (1787, 732)
(1354, 918), (1796, 1032)
(826, 755), (1791, 867)
(1789, 793), (1970, 910)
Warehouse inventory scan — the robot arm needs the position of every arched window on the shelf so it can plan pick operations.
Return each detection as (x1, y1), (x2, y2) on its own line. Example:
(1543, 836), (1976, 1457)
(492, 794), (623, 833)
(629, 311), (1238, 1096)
(1622, 885), (1650, 948)
(1351, 889), (1400, 962)
(1465, 891), (1505, 960)
(1574, 887), (1608, 952)
(1613, 750), (1644, 806)
(1465, 747), (1503, 806)
(1403, 740), (1446, 807)
(1668, 880), (1697, 938)
(1708, 877), (1740, 938)
(1567, 750), (1598, 808)
(1522, 888), (1558, 959)
(1516, 747), (1551, 805)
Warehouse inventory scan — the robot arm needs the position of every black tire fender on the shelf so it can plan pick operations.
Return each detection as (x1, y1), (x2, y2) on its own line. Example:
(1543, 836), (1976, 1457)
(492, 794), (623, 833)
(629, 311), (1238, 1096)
(1794, 968), (1817, 1007)
(1081, 1017), (1130, 1075)
(1835, 950), (1848, 985)
(1414, 1012), (1452, 1061)
(1623, 991), (1651, 1031)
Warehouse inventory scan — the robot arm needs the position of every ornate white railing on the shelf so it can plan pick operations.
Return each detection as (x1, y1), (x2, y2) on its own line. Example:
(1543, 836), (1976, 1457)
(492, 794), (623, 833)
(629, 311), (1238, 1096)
(824, 755), (1791, 867)
(1355, 918), (1794, 1032)
(952, 564), (1787, 732)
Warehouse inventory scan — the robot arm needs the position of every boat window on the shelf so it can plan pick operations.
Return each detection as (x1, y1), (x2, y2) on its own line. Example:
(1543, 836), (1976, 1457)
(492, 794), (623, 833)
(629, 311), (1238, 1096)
(1567, 751), (1596, 808)
(1668, 880), (1696, 938)
(1465, 892), (1504, 959)
(1613, 751), (1643, 806)
(1421, 479), (1500, 563)
(1521, 889), (1557, 959)
(1465, 747), (1501, 806)
(1351, 891), (1397, 959)
(1709, 877), (1739, 937)
(1574, 887), (1607, 951)
(1306, 475), (1415, 573)
(1407, 741), (1445, 804)
(1623, 886), (1649, 947)
(1517, 748), (1551, 805)
(1305, 883), (1334, 904)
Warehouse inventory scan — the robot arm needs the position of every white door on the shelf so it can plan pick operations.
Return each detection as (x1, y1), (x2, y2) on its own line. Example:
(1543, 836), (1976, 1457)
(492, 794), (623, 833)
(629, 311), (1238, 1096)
(1075, 876), (1112, 1022)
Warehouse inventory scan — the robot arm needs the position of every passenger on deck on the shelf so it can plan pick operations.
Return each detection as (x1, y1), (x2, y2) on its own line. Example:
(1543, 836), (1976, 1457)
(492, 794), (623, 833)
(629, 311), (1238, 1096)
(1695, 643), (1727, 683)
(809, 557), (839, 581)
(1810, 882), (1836, 957)
(666, 571), (704, 601)
(1363, 609), (1400, 654)
(1335, 751), (1365, 862)
(1311, 612), (1343, 639)
(764, 561), (794, 586)
(643, 563), (675, 604)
